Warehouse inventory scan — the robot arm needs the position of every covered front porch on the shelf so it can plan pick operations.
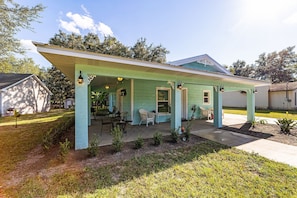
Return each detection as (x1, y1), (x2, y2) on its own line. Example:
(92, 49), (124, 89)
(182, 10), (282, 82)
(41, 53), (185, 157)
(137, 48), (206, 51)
(35, 42), (270, 150)
(89, 118), (215, 146)
(88, 113), (253, 147)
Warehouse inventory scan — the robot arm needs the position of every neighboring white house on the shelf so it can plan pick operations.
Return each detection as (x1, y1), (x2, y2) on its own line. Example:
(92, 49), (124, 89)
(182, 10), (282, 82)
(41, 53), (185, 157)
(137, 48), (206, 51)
(269, 81), (297, 110)
(223, 81), (297, 110)
(223, 85), (270, 109)
(0, 73), (52, 116)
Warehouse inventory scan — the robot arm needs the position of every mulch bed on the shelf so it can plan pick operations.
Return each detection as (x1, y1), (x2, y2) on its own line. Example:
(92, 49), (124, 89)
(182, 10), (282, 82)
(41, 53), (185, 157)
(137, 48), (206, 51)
(222, 123), (297, 146)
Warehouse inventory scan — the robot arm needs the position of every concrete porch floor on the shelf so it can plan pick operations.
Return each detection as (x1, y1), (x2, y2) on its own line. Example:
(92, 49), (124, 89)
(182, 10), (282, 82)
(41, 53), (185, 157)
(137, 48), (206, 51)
(88, 118), (216, 146)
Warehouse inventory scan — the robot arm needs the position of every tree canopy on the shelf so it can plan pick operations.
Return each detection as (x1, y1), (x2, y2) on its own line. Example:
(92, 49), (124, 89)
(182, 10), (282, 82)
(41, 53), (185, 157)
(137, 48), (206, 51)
(0, 0), (44, 59)
(229, 46), (297, 83)
(44, 66), (74, 107)
(49, 30), (169, 63)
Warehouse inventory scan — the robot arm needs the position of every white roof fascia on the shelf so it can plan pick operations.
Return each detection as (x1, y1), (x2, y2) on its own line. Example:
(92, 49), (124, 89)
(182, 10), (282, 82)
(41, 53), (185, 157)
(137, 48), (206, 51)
(35, 43), (269, 87)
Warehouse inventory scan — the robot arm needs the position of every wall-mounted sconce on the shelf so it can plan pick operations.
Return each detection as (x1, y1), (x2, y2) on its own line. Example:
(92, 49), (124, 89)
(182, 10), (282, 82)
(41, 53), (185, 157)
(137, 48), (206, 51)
(219, 86), (224, 92)
(77, 71), (84, 84)
(253, 89), (258, 94)
(120, 89), (127, 96)
(117, 77), (124, 82)
(177, 82), (184, 90)
(105, 85), (110, 89)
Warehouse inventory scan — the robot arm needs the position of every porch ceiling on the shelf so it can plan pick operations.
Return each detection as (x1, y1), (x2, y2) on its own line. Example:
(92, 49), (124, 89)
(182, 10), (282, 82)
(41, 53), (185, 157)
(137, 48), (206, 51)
(34, 42), (270, 89)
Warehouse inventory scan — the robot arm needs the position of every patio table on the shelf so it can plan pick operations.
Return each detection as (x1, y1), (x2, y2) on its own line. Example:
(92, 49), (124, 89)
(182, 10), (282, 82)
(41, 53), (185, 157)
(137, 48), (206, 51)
(112, 120), (132, 133)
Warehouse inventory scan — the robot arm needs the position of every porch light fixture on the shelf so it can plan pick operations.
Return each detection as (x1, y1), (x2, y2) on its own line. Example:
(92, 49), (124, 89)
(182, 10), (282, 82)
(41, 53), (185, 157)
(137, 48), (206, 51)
(219, 86), (224, 92)
(77, 71), (84, 84)
(120, 89), (127, 96)
(253, 89), (258, 94)
(105, 85), (110, 89)
(117, 77), (124, 82)
(177, 82), (184, 90)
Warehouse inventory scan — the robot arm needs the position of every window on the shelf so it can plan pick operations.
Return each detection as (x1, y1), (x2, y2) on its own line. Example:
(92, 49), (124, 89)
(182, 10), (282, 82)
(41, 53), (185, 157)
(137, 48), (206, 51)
(156, 88), (171, 113)
(203, 90), (211, 105)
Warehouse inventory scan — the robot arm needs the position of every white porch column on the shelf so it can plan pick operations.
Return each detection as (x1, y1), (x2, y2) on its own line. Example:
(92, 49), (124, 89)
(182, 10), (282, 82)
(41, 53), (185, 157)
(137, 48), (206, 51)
(247, 89), (255, 122)
(213, 86), (223, 128)
(75, 69), (89, 150)
(170, 82), (182, 133)
(108, 93), (113, 112)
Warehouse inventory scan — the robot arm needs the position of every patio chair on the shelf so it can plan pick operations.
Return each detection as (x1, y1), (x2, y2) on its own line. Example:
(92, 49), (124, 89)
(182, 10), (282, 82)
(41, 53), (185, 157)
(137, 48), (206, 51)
(138, 109), (155, 127)
(199, 106), (212, 120)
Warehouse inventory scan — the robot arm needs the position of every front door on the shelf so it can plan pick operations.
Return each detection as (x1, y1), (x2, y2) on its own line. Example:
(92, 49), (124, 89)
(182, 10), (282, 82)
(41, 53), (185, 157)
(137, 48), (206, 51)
(181, 88), (188, 120)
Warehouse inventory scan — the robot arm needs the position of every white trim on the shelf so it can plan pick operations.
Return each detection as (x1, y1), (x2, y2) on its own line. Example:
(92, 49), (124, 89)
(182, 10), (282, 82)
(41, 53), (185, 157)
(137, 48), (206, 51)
(181, 88), (188, 120)
(156, 87), (171, 113)
(130, 79), (134, 123)
(1, 74), (52, 95)
(169, 54), (230, 75)
(203, 90), (211, 105)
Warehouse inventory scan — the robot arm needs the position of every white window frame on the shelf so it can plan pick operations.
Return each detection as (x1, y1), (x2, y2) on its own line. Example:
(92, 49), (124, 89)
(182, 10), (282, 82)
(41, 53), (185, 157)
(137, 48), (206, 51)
(203, 90), (211, 105)
(156, 87), (171, 113)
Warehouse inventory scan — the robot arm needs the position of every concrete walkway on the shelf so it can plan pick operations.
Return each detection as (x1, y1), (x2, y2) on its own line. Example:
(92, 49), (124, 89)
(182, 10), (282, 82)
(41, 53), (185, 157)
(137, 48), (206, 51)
(193, 114), (297, 168)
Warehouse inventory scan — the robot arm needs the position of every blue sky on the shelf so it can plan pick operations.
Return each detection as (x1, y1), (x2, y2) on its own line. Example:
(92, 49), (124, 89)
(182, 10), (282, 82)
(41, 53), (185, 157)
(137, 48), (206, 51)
(16, 0), (297, 68)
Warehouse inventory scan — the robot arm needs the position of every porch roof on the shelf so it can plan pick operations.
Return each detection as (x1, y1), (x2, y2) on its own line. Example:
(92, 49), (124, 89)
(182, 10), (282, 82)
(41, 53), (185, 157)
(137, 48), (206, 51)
(34, 42), (270, 88)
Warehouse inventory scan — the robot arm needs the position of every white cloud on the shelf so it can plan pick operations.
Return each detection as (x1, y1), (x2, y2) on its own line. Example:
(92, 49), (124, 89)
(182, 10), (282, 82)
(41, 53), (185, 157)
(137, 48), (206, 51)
(59, 6), (114, 37)
(98, 22), (114, 37)
(283, 12), (297, 24)
(81, 4), (90, 17)
(20, 39), (37, 53)
(66, 12), (96, 32)
(59, 19), (80, 34)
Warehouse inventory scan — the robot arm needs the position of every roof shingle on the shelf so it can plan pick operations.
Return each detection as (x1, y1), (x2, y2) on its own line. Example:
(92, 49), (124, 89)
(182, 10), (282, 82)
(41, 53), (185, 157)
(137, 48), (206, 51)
(0, 73), (32, 89)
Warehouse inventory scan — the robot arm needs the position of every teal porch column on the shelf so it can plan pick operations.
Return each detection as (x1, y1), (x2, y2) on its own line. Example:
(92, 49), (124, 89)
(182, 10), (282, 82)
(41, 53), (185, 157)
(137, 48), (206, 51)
(170, 82), (182, 133)
(75, 69), (89, 150)
(213, 86), (223, 128)
(247, 89), (255, 122)
(88, 85), (91, 126)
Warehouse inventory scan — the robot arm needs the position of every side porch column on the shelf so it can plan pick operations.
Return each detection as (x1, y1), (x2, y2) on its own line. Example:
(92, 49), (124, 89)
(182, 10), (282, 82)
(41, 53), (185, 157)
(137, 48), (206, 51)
(247, 89), (255, 122)
(171, 82), (182, 133)
(213, 86), (223, 128)
(75, 69), (89, 150)
(108, 93), (114, 112)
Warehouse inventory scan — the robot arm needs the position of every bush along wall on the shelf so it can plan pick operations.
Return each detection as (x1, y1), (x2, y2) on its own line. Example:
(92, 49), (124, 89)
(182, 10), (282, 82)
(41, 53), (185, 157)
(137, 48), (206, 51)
(42, 115), (75, 151)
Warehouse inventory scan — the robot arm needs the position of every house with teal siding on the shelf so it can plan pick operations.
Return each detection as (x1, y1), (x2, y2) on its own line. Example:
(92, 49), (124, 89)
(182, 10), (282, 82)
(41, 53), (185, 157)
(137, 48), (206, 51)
(34, 42), (269, 150)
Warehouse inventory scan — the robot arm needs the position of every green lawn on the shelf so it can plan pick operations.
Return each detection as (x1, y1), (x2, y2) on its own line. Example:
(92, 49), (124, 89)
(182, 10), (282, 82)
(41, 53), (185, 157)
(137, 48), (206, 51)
(0, 109), (74, 175)
(224, 107), (297, 120)
(2, 109), (297, 197)
(8, 142), (297, 197)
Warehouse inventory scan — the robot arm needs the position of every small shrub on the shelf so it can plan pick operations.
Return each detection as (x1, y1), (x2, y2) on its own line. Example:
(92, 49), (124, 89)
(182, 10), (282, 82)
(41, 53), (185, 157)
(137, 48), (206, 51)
(134, 136), (144, 149)
(87, 138), (99, 157)
(182, 120), (192, 141)
(258, 119), (268, 125)
(42, 129), (53, 151)
(153, 131), (163, 146)
(251, 119), (256, 128)
(276, 118), (297, 135)
(111, 126), (123, 152)
(59, 138), (71, 162)
(171, 128), (179, 143)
